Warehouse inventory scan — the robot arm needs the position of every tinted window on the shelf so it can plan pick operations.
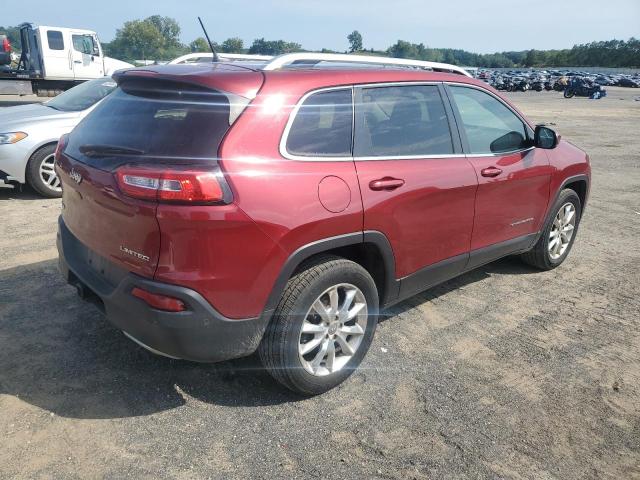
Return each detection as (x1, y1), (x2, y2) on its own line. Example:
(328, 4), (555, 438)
(72, 34), (96, 55)
(67, 79), (249, 168)
(47, 30), (64, 50)
(450, 86), (528, 154)
(286, 89), (353, 157)
(355, 85), (453, 157)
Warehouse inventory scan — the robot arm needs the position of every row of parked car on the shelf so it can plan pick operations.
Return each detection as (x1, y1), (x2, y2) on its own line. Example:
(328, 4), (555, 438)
(477, 69), (639, 93)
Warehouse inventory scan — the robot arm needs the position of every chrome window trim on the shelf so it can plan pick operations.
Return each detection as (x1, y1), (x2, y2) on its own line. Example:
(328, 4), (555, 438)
(281, 81), (459, 162)
(279, 81), (538, 162)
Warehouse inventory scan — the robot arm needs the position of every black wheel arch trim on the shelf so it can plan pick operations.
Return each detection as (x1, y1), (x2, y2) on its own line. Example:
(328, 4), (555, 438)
(262, 230), (399, 316)
(533, 173), (589, 245)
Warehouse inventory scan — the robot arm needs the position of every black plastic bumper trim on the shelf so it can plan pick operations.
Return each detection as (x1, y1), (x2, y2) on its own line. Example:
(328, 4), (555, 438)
(57, 216), (270, 363)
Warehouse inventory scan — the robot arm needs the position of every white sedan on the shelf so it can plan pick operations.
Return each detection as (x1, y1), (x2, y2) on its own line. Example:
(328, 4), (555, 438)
(0, 77), (117, 197)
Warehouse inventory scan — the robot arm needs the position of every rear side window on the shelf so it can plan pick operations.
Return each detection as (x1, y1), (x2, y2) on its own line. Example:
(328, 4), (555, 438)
(47, 31), (64, 50)
(355, 85), (454, 157)
(285, 89), (353, 157)
(66, 79), (249, 168)
(449, 86), (529, 154)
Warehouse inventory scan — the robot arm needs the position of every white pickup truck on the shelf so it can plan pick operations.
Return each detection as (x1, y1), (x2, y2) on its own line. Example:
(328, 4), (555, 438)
(0, 23), (132, 96)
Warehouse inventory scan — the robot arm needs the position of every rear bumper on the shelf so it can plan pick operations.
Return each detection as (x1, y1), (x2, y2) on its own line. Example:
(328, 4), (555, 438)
(57, 216), (270, 362)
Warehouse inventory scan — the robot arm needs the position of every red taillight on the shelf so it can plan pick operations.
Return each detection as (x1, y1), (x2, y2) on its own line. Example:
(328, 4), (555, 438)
(131, 287), (186, 312)
(2, 38), (10, 53)
(114, 166), (228, 204)
(54, 134), (69, 161)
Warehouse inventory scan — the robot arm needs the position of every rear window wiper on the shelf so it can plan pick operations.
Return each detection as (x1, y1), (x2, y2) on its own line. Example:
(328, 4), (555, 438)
(79, 144), (145, 157)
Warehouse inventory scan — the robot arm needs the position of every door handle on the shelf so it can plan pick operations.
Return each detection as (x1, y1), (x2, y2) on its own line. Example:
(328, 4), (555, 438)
(369, 177), (405, 191)
(74, 60), (82, 64)
(481, 166), (503, 178)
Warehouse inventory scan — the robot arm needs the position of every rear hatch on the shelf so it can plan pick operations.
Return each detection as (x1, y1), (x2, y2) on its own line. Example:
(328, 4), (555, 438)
(57, 67), (262, 279)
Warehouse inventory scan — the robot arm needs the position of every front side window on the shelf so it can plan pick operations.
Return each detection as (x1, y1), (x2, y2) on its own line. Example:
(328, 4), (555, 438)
(450, 86), (529, 154)
(72, 34), (96, 55)
(286, 89), (353, 157)
(47, 30), (64, 50)
(355, 85), (454, 157)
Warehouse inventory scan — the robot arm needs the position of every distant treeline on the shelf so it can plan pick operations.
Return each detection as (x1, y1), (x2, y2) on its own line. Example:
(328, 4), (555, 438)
(384, 38), (640, 68)
(2, 18), (638, 68)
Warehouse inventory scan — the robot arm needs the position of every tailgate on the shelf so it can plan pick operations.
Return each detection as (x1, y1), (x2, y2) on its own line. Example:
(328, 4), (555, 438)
(57, 153), (160, 279)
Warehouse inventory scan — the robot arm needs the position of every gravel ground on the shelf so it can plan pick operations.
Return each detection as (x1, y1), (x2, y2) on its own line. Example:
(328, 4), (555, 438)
(0, 87), (639, 479)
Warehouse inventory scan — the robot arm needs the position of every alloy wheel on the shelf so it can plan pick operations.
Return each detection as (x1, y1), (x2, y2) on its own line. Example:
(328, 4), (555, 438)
(298, 283), (368, 376)
(39, 154), (61, 192)
(548, 202), (576, 260)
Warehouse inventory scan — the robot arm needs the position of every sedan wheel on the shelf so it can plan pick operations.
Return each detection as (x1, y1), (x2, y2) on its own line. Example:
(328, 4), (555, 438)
(39, 154), (61, 192)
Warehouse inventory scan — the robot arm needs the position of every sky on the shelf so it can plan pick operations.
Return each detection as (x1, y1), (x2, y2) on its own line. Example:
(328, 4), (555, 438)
(4, 0), (639, 54)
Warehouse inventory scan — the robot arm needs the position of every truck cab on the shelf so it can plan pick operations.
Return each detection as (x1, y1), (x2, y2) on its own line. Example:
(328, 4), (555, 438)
(37, 26), (105, 80)
(1, 23), (132, 96)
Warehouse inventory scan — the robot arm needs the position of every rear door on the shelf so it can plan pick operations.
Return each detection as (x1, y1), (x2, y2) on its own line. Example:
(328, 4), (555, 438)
(39, 28), (73, 79)
(71, 32), (103, 79)
(446, 84), (552, 264)
(353, 83), (478, 298)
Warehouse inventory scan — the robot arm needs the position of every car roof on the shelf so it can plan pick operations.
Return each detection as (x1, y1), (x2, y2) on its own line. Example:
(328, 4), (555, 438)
(115, 63), (484, 100)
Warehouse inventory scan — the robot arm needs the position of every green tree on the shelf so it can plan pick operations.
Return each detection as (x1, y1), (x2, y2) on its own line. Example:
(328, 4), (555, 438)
(248, 38), (301, 55)
(105, 16), (188, 62)
(221, 37), (244, 53)
(387, 40), (419, 59)
(190, 37), (212, 53)
(347, 30), (363, 52)
(146, 15), (181, 48)
(107, 19), (165, 60)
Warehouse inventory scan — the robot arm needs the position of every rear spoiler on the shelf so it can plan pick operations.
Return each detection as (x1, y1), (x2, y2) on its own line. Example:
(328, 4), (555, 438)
(113, 64), (264, 99)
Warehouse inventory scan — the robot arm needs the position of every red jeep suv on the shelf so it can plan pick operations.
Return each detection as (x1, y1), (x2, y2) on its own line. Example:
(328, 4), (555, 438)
(55, 54), (590, 394)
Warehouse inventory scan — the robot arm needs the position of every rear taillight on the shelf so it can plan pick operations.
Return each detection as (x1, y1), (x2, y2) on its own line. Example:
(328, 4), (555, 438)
(131, 287), (186, 312)
(2, 38), (10, 53)
(114, 166), (230, 204)
(54, 134), (69, 161)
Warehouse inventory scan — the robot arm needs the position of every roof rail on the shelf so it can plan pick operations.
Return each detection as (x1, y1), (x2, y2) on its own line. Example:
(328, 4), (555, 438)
(168, 53), (273, 65)
(262, 53), (472, 77)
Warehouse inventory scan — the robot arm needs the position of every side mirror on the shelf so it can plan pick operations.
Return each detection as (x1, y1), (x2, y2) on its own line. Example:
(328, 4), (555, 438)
(534, 125), (558, 149)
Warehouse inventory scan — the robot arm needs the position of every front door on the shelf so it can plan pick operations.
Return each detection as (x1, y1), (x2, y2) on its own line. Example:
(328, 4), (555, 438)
(354, 83), (478, 299)
(71, 33), (103, 79)
(446, 85), (552, 264)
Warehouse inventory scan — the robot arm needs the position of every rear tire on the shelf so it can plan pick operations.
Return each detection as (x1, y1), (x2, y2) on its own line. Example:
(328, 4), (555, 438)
(259, 256), (379, 395)
(521, 189), (581, 270)
(26, 143), (62, 198)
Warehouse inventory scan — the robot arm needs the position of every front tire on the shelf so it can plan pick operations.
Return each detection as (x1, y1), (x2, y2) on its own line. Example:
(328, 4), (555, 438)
(521, 189), (582, 270)
(259, 256), (379, 395)
(564, 88), (575, 98)
(26, 144), (62, 198)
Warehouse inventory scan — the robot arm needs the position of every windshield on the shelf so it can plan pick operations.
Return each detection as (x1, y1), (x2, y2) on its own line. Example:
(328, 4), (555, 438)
(46, 78), (117, 112)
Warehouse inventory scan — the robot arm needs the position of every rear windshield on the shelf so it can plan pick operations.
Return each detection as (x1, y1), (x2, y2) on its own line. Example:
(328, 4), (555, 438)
(66, 79), (248, 168)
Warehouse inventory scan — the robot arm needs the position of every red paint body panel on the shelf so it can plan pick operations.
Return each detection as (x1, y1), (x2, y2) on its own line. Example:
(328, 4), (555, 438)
(467, 148), (553, 250)
(355, 158), (477, 277)
(153, 203), (286, 319)
(57, 153), (160, 278)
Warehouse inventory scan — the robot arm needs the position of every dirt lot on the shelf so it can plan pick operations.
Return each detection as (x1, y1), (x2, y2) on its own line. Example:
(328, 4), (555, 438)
(0, 87), (639, 479)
